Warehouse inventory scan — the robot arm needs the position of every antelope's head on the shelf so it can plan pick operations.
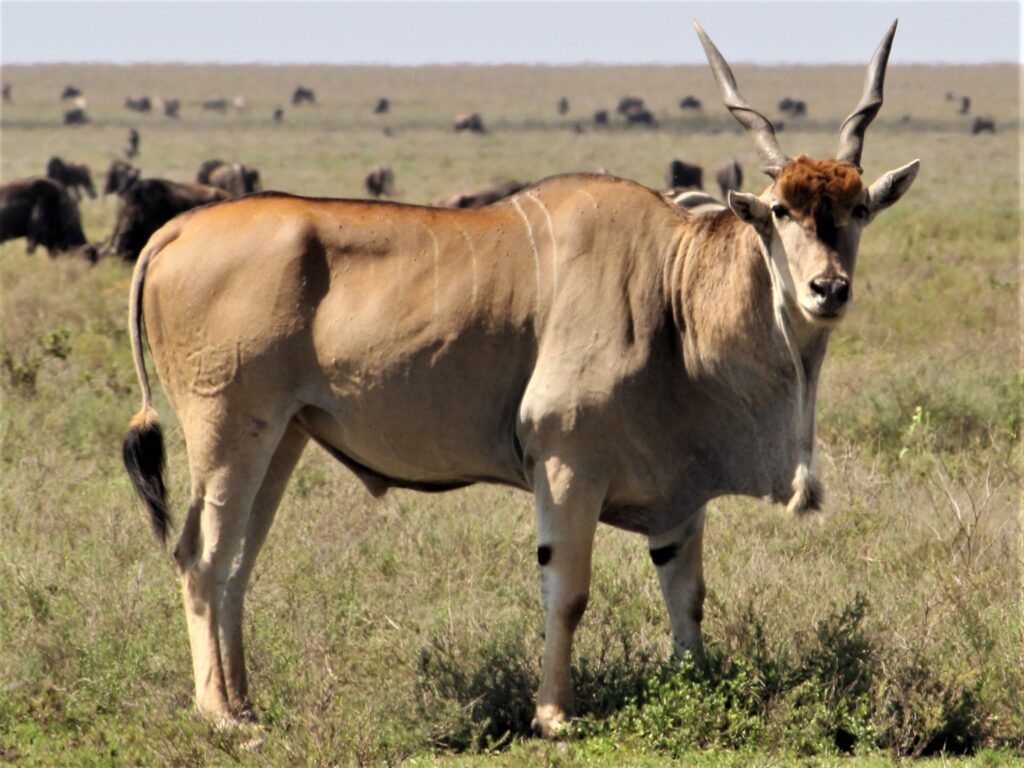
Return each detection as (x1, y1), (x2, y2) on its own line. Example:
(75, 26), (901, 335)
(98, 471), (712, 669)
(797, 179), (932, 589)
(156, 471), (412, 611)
(696, 20), (920, 327)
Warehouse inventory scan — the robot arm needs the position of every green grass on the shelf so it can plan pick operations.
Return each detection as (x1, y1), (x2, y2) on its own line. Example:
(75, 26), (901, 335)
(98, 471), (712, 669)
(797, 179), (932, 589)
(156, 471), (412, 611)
(1, 61), (1021, 766)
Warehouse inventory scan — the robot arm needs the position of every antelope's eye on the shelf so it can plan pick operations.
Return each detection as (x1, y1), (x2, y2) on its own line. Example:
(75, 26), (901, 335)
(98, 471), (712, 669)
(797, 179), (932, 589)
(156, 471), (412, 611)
(771, 204), (789, 218)
(853, 203), (869, 219)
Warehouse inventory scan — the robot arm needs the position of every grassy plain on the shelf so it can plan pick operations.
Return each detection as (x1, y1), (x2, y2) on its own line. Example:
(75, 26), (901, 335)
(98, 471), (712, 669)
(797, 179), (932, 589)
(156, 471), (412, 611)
(0, 61), (1021, 766)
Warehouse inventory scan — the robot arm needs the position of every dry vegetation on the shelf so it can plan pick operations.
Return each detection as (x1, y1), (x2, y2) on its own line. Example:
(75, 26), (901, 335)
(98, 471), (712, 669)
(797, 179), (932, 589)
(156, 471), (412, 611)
(0, 61), (1020, 766)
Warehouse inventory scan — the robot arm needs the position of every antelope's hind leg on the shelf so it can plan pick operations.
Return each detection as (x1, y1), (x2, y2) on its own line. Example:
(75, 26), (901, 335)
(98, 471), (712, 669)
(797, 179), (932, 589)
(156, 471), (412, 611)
(172, 407), (298, 724)
(219, 422), (309, 718)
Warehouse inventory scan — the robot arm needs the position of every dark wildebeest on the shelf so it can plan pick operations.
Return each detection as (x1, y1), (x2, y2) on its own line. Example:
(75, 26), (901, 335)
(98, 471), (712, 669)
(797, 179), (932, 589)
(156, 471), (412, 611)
(2, 83), (11, 102)
(679, 95), (702, 110)
(431, 180), (529, 208)
(959, 96), (971, 115)
(208, 164), (263, 197)
(125, 96), (152, 113)
(292, 86), (316, 105)
(196, 159), (227, 185)
(202, 98), (228, 113)
(104, 160), (141, 197)
(972, 116), (996, 134)
(666, 159), (704, 190)
(715, 159), (743, 199)
(557, 97), (570, 115)
(122, 19), (918, 737)
(593, 109), (609, 126)
(63, 107), (88, 125)
(273, 107), (285, 122)
(374, 98), (389, 114)
(106, 178), (230, 261)
(158, 97), (181, 119)
(624, 106), (657, 126)
(126, 128), (140, 159)
(778, 97), (807, 117)
(363, 164), (394, 199)
(617, 95), (645, 115)
(196, 160), (262, 195)
(61, 85), (81, 100)
(46, 157), (96, 201)
(454, 112), (486, 133)
(0, 177), (87, 256)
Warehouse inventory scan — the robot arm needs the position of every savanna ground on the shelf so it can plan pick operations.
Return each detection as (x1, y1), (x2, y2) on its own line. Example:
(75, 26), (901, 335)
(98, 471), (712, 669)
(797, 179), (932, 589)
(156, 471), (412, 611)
(0, 60), (1020, 766)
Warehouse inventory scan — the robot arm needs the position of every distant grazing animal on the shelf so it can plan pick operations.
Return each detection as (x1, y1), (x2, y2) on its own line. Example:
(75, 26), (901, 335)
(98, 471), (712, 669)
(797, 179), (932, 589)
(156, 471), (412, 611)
(196, 159), (227, 185)
(971, 116), (996, 135)
(104, 159), (141, 197)
(106, 178), (230, 261)
(209, 164), (262, 197)
(60, 85), (81, 100)
(0, 177), (87, 256)
(679, 95), (702, 110)
(2, 83), (11, 102)
(292, 86), (316, 105)
(202, 98), (228, 113)
(363, 164), (394, 199)
(374, 98), (389, 114)
(121, 19), (918, 739)
(715, 159), (743, 199)
(454, 112), (486, 133)
(158, 97), (181, 118)
(196, 160), (261, 196)
(63, 107), (88, 125)
(557, 97), (570, 115)
(46, 157), (96, 200)
(616, 95), (645, 115)
(624, 106), (656, 126)
(273, 107), (285, 122)
(778, 97), (807, 117)
(233, 96), (248, 114)
(958, 96), (971, 115)
(125, 96), (152, 113)
(666, 159), (704, 190)
(431, 179), (529, 208)
(593, 109), (609, 126)
(126, 128), (140, 158)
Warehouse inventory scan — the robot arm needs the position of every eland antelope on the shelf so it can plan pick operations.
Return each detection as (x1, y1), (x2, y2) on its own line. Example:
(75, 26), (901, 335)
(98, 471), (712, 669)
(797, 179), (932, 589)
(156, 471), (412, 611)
(123, 20), (919, 736)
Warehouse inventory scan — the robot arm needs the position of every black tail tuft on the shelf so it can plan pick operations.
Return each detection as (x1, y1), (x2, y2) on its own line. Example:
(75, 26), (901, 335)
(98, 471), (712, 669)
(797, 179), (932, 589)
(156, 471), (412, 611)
(123, 412), (171, 545)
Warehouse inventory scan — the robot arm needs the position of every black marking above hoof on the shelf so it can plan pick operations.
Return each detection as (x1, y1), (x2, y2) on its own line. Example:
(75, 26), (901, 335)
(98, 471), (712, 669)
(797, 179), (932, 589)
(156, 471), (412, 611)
(649, 543), (678, 566)
(537, 545), (552, 566)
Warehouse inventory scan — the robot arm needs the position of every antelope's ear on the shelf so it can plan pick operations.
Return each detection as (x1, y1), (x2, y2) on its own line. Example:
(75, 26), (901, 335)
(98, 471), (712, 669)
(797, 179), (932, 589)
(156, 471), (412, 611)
(866, 159), (920, 214)
(728, 191), (772, 236)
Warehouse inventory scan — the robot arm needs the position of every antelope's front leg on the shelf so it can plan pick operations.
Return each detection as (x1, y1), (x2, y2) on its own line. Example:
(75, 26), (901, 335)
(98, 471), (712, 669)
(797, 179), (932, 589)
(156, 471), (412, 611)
(648, 509), (706, 660)
(531, 456), (604, 738)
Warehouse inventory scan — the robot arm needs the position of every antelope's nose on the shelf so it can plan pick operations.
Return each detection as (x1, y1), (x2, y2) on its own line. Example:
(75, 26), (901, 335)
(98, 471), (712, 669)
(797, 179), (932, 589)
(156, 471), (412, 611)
(809, 276), (850, 314)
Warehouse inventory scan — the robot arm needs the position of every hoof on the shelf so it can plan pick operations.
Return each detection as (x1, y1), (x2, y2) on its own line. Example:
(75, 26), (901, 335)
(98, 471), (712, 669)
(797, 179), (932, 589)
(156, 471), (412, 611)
(532, 703), (572, 739)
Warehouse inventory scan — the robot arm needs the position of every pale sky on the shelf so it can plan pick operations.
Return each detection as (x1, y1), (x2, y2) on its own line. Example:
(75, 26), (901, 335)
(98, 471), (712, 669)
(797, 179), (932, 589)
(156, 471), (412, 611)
(1, 1), (1020, 66)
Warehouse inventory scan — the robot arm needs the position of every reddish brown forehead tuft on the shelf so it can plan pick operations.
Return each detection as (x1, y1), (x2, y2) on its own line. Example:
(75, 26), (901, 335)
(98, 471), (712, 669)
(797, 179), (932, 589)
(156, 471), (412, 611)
(775, 156), (863, 217)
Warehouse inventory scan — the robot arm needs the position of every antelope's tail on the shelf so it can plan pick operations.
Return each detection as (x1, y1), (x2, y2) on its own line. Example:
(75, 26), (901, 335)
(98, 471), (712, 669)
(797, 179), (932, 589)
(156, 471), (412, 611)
(122, 223), (180, 546)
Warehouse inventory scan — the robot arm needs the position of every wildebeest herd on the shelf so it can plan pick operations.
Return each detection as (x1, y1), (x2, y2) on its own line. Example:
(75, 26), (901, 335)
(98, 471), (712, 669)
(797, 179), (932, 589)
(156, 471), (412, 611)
(1, 73), (760, 265)
(110, 20), (924, 740)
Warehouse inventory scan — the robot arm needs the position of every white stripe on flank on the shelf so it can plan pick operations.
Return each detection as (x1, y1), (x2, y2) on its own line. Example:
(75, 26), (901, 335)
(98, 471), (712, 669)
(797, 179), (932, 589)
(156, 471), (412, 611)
(454, 223), (479, 308)
(425, 224), (440, 318)
(511, 195), (542, 300)
(526, 190), (558, 299)
(575, 188), (599, 210)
